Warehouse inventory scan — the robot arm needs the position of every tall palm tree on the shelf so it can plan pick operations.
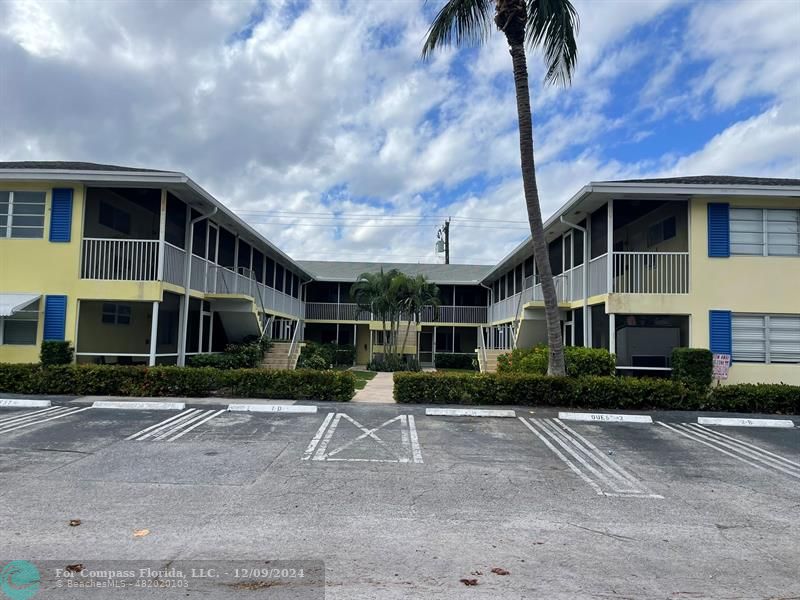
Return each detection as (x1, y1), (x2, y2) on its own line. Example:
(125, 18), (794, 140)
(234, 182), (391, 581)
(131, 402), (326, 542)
(422, 0), (578, 375)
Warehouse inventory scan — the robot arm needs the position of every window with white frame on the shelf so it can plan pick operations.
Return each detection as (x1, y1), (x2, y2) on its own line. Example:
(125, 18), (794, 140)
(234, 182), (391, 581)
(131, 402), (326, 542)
(0, 191), (46, 238)
(730, 208), (800, 256)
(0, 300), (40, 345)
(101, 303), (131, 325)
(732, 313), (800, 363)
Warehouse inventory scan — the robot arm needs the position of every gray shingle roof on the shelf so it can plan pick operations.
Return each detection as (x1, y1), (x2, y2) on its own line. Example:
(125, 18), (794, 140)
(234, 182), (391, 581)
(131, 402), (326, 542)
(0, 161), (171, 173)
(608, 175), (800, 186)
(297, 261), (493, 284)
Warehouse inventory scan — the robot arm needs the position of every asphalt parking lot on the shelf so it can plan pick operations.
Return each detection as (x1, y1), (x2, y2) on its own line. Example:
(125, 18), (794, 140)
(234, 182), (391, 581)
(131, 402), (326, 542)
(0, 400), (798, 599)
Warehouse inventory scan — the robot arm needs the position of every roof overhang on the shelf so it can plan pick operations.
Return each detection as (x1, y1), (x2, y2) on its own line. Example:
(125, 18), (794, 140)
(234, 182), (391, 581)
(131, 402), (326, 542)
(0, 293), (41, 317)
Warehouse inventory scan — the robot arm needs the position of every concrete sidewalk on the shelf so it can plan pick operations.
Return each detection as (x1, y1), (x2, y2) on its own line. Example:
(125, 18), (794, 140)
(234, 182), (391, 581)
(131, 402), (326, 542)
(351, 372), (395, 403)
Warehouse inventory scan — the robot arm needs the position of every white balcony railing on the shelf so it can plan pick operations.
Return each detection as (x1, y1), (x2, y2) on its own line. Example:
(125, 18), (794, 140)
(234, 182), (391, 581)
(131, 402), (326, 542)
(612, 252), (689, 294)
(81, 238), (159, 281)
(81, 238), (304, 319)
(304, 302), (488, 324)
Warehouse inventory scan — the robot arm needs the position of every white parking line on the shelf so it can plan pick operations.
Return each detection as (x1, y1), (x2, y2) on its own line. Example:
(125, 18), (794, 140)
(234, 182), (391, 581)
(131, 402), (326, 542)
(0, 406), (62, 426)
(559, 412), (652, 424)
(696, 417), (794, 428)
(426, 408), (516, 418)
(0, 398), (51, 408)
(303, 412), (423, 463)
(126, 409), (225, 442)
(658, 422), (800, 481)
(520, 417), (661, 499)
(0, 406), (91, 434)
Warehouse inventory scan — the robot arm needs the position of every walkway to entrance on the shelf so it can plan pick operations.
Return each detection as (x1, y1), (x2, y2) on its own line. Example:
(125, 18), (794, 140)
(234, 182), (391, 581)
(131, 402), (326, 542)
(352, 372), (395, 404)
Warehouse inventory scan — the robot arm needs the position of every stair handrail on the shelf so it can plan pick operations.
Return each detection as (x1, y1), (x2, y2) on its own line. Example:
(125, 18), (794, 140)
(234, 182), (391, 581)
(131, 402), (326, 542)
(287, 319), (303, 369)
(477, 325), (488, 373)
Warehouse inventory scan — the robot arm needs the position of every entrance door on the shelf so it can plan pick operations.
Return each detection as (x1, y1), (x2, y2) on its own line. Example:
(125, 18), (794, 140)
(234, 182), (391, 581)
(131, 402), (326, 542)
(419, 328), (433, 366)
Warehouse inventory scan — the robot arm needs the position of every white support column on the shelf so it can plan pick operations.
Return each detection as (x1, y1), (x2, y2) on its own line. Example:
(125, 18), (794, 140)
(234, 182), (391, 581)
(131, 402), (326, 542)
(606, 199), (614, 294)
(149, 301), (159, 366)
(353, 323), (357, 365)
(177, 204), (191, 366)
(233, 236), (239, 293)
(609, 312), (616, 356)
(433, 326), (437, 364)
(156, 190), (167, 280)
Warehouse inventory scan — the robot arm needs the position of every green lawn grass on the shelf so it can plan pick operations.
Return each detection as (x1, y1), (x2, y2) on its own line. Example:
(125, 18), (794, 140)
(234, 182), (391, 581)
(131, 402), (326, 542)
(351, 370), (378, 390)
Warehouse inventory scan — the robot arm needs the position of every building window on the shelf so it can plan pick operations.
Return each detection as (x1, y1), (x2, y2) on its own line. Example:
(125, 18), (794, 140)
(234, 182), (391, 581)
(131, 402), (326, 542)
(0, 191), (46, 238)
(0, 300), (40, 345)
(730, 208), (800, 256)
(98, 201), (131, 235)
(101, 303), (131, 325)
(732, 313), (800, 363)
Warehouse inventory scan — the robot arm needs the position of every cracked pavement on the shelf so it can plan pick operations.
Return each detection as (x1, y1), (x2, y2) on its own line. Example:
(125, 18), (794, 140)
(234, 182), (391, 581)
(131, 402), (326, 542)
(0, 402), (798, 599)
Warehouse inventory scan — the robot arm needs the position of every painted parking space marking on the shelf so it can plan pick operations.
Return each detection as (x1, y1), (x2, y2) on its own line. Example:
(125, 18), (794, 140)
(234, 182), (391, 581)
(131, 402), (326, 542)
(302, 412), (423, 463)
(520, 417), (662, 499)
(559, 412), (652, 424)
(658, 422), (800, 481)
(0, 406), (91, 435)
(426, 408), (516, 418)
(696, 417), (794, 428)
(126, 409), (226, 442)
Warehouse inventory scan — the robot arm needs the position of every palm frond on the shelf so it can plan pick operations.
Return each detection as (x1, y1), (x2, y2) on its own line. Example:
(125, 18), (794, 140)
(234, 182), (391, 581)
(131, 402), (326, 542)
(421, 0), (495, 59)
(526, 0), (579, 86)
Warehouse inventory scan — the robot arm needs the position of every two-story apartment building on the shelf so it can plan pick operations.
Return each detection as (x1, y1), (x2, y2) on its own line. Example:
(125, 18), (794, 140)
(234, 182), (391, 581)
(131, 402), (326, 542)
(1, 163), (798, 384)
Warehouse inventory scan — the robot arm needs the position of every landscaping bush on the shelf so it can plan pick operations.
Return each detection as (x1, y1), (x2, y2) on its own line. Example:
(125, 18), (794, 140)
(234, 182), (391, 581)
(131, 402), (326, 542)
(671, 348), (713, 389)
(434, 353), (476, 370)
(188, 337), (271, 369)
(394, 372), (717, 411)
(497, 346), (616, 377)
(0, 364), (354, 401)
(297, 342), (356, 369)
(40, 341), (74, 366)
(708, 384), (800, 414)
(368, 354), (420, 372)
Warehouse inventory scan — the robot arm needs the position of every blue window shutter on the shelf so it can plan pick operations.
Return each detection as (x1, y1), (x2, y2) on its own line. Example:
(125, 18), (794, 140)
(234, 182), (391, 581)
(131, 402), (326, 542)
(709, 310), (732, 355)
(707, 203), (730, 257)
(43, 295), (68, 341)
(49, 188), (73, 242)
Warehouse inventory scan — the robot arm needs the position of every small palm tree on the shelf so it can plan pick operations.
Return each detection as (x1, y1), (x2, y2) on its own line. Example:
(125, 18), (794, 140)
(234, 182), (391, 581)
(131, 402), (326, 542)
(422, 0), (579, 376)
(399, 274), (441, 356)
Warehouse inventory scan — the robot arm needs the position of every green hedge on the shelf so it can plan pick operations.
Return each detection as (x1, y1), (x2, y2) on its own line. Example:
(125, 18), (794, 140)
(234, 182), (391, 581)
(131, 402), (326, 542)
(434, 353), (476, 370)
(40, 341), (74, 366)
(497, 346), (616, 377)
(709, 384), (800, 414)
(187, 338), (271, 369)
(394, 372), (800, 413)
(297, 342), (356, 369)
(671, 348), (712, 388)
(0, 364), (354, 402)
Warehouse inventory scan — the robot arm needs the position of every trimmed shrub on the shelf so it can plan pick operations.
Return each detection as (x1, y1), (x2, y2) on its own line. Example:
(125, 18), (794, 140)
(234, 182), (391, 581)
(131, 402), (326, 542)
(394, 372), (703, 411)
(297, 342), (356, 369)
(368, 354), (420, 372)
(0, 364), (354, 401)
(671, 348), (713, 389)
(434, 353), (476, 370)
(497, 346), (616, 377)
(709, 384), (800, 414)
(40, 341), (74, 366)
(188, 338), (271, 369)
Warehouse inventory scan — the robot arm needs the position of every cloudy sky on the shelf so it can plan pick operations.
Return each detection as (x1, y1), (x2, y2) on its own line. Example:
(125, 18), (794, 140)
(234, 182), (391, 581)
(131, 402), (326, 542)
(2, 0), (798, 265)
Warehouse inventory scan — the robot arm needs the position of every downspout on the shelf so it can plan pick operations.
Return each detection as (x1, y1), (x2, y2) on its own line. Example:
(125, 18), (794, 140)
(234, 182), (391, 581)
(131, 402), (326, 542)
(560, 216), (589, 346)
(178, 206), (218, 366)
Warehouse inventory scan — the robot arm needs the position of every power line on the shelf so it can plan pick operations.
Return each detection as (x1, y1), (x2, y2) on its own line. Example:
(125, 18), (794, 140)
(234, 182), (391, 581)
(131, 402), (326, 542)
(246, 221), (529, 230)
(236, 210), (527, 224)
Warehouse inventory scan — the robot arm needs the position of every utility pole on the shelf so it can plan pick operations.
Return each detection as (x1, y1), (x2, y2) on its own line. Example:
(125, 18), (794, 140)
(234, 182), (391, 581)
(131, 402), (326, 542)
(437, 219), (450, 264)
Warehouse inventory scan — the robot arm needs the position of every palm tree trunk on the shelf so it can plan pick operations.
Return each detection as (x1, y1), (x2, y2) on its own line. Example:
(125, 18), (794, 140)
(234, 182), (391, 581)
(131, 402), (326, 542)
(508, 42), (566, 376)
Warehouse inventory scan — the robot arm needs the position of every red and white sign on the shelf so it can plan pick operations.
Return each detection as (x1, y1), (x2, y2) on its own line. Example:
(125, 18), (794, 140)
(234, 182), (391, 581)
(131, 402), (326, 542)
(713, 353), (731, 380)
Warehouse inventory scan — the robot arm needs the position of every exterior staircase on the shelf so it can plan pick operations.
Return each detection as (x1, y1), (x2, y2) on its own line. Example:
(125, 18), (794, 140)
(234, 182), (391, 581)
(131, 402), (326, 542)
(260, 341), (304, 370)
(476, 349), (506, 373)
